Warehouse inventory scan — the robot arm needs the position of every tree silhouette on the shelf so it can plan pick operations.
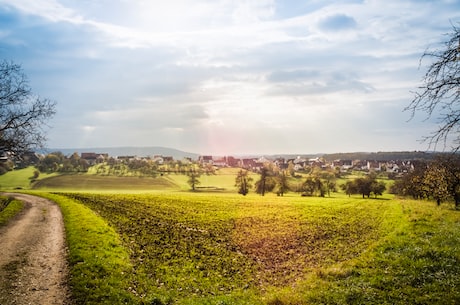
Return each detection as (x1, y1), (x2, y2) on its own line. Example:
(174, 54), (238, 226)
(406, 24), (460, 151)
(0, 60), (56, 155)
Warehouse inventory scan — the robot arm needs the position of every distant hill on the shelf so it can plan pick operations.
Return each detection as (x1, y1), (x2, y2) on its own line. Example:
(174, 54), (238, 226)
(321, 151), (440, 161)
(249, 151), (439, 161)
(39, 148), (445, 162)
(43, 146), (200, 160)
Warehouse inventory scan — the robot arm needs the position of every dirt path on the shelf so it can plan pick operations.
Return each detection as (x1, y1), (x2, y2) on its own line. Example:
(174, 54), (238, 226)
(0, 193), (70, 305)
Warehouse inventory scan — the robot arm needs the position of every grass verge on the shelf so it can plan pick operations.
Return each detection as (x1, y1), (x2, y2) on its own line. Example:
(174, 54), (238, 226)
(34, 192), (138, 304)
(0, 196), (24, 226)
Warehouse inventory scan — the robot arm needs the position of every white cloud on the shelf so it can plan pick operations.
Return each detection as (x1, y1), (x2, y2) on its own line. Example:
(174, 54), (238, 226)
(2, 0), (460, 153)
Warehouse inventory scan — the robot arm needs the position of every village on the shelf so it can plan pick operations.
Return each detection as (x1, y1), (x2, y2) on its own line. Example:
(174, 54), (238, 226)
(74, 151), (419, 175)
(1, 149), (435, 177)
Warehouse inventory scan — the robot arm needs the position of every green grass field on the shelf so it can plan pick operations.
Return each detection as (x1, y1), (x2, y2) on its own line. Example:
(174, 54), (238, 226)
(0, 167), (255, 192)
(30, 167), (258, 193)
(0, 195), (24, 227)
(32, 174), (180, 191)
(4, 168), (460, 304)
(38, 192), (460, 305)
(0, 166), (58, 190)
(0, 166), (37, 189)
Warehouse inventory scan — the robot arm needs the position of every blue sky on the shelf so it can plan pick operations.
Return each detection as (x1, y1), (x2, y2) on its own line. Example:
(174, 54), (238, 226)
(1, 0), (459, 155)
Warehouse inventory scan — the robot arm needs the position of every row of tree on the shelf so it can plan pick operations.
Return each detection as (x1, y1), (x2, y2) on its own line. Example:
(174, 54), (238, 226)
(37, 152), (162, 177)
(341, 173), (386, 198)
(35, 152), (212, 177)
(233, 167), (386, 198)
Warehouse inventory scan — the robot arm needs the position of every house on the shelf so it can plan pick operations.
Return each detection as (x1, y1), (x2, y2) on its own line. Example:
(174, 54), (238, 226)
(81, 152), (108, 165)
(385, 161), (400, 173)
(352, 160), (366, 170)
(17, 151), (40, 165)
(212, 157), (228, 167)
(240, 158), (256, 169)
(116, 155), (137, 163)
(152, 155), (173, 164)
(309, 157), (326, 168)
(226, 156), (239, 167)
(293, 157), (308, 169)
(366, 161), (382, 171)
(199, 155), (213, 165)
(332, 159), (353, 171)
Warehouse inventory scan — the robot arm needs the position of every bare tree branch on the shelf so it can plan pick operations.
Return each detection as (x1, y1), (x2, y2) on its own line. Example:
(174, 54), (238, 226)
(0, 60), (56, 155)
(406, 24), (460, 151)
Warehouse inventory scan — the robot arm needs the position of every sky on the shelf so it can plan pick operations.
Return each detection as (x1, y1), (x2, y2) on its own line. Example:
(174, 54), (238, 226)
(1, 0), (460, 155)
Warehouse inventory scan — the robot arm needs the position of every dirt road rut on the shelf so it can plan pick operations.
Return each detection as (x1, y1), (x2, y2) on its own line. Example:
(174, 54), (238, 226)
(0, 193), (70, 305)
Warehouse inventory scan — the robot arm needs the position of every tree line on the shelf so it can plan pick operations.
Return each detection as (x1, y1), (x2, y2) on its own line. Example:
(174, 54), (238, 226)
(390, 155), (460, 208)
(34, 151), (205, 177)
(233, 166), (387, 198)
(235, 155), (460, 207)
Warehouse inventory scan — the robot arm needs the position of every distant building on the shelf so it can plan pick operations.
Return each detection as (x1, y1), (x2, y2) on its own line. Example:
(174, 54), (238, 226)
(226, 156), (239, 167)
(81, 152), (108, 165)
(240, 158), (256, 169)
(152, 155), (174, 164)
(199, 156), (213, 164)
(117, 155), (136, 162)
(332, 159), (353, 171)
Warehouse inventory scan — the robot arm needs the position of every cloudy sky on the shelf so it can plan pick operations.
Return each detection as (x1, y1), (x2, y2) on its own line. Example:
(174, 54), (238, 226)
(1, 0), (459, 155)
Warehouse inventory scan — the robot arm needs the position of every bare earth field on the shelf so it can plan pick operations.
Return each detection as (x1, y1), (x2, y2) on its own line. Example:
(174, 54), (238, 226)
(0, 193), (70, 305)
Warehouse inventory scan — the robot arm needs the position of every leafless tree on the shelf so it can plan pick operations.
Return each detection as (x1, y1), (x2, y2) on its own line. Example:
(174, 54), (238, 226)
(0, 60), (56, 155)
(406, 24), (460, 151)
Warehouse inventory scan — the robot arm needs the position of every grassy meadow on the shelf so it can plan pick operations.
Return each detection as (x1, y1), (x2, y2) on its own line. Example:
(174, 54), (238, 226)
(0, 166), (254, 192)
(0, 166), (58, 190)
(1, 167), (460, 304)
